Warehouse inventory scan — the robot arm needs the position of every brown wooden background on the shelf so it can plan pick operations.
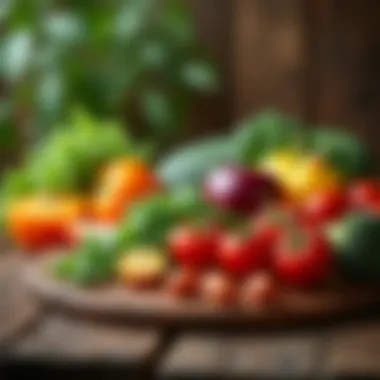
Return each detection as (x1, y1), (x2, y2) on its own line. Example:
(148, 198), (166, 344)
(187, 0), (380, 159)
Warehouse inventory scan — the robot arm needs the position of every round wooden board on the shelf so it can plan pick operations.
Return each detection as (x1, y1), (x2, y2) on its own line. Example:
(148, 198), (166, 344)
(23, 254), (380, 328)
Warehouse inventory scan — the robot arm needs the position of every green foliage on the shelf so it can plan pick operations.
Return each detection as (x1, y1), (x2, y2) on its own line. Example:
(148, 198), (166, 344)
(54, 233), (119, 286)
(233, 109), (305, 165)
(308, 127), (376, 181)
(157, 135), (237, 188)
(1, 0), (219, 144)
(118, 187), (213, 250)
(0, 108), (133, 217)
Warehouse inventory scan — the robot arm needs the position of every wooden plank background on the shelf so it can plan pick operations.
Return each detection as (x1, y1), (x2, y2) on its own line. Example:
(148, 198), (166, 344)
(188, 0), (380, 157)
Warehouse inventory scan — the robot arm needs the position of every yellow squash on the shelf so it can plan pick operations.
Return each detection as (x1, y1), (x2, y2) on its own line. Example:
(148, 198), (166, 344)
(259, 150), (343, 203)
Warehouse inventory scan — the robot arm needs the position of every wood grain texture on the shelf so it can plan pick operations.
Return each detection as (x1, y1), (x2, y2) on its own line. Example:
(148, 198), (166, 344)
(324, 323), (380, 376)
(0, 253), (41, 346)
(23, 253), (380, 328)
(158, 332), (322, 379)
(6, 313), (160, 364)
(311, 0), (380, 161)
(232, 0), (305, 122)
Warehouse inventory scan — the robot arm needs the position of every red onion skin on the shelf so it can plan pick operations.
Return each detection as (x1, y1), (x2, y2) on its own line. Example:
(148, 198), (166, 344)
(203, 165), (279, 214)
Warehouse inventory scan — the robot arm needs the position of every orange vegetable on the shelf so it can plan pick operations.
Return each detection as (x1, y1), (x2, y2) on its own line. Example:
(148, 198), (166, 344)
(92, 158), (160, 223)
(7, 196), (84, 252)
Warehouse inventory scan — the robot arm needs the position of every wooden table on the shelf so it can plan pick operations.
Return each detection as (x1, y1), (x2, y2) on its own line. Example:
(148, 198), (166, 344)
(1, 253), (380, 380)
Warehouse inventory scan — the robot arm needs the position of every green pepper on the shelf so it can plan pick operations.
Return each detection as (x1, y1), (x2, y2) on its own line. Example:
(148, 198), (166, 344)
(326, 211), (380, 283)
(308, 127), (376, 181)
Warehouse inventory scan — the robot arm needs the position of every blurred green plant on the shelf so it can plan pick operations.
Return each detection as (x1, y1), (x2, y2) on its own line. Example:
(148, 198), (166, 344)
(0, 0), (219, 149)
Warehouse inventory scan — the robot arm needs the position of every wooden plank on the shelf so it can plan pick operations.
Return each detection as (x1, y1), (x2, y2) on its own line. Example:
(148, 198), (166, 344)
(158, 333), (229, 379)
(232, 0), (306, 122)
(324, 323), (380, 377)
(0, 253), (41, 346)
(158, 332), (322, 379)
(315, 0), (380, 161)
(227, 333), (322, 378)
(5, 313), (161, 367)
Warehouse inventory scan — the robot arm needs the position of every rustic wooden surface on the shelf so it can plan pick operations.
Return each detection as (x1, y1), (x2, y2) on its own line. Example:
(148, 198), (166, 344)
(0, 253), (41, 346)
(1, 253), (380, 378)
(23, 253), (380, 328)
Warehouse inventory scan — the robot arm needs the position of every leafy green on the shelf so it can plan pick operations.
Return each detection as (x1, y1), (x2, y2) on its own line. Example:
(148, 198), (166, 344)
(233, 109), (305, 165)
(3, 108), (132, 195)
(308, 127), (376, 181)
(3, 0), (219, 148)
(54, 233), (119, 286)
(118, 187), (213, 250)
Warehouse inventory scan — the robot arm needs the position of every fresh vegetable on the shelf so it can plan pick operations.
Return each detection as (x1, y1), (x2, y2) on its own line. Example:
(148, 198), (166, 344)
(7, 196), (84, 251)
(217, 232), (266, 277)
(260, 152), (343, 203)
(251, 206), (295, 265)
(54, 234), (119, 285)
(347, 180), (380, 210)
(300, 190), (348, 225)
(168, 224), (221, 269)
(240, 272), (277, 307)
(273, 228), (332, 287)
(92, 158), (160, 223)
(67, 222), (117, 247)
(200, 272), (238, 306)
(166, 269), (199, 299)
(117, 247), (167, 288)
(326, 211), (380, 282)
(204, 165), (279, 214)
(118, 189), (214, 251)
(233, 109), (304, 165)
(157, 136), (237, 189)
(309, 127), (375, 181)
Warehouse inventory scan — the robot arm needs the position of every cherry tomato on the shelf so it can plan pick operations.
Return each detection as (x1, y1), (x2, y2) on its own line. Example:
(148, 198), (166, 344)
(200, 272), (238, 306)
(240, 272), (277, 307)
(273, 228), (333, 288)
(168, 224), (221, 269)
(166, 269), (199, 299)
(348, 180), (380, 209)
(300, 190), (348, 225)
(217, 233), (266, 277)
(250, 207), (293, 266)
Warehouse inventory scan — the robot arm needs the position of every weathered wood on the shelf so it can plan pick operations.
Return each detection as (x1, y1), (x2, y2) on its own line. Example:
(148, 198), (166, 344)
(6, 313), (161, 366)
(0, 253), (41, 346)
(307, 0), (380, 161)
(158, 332), (322, 379)
(232, 0), (305, 122)
(324, 323), (380, 376)
(23, 253), (380, 328)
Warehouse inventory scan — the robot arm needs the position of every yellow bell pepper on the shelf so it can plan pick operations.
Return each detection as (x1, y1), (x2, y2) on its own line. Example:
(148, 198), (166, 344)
(258, 150), (343, 203)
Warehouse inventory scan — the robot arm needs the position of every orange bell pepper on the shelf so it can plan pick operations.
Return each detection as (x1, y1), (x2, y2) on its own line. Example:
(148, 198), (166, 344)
(92, 158), (160, 223)
(7, 196), (84, 252)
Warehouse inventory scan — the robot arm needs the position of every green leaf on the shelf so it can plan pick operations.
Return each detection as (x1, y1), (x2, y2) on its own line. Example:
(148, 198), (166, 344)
(0, 0), (13, 22)
(141, 89), (175, 134)
(43, 12), (87, 48)
(0, 102), (17, 149)
(161, 0), (195, 46)
(1, 30), (34, 82)
(35, 70), (66, 132)
(180, 60), (219, 92)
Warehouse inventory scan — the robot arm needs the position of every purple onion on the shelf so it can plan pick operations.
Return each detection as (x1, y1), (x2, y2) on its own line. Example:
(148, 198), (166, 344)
(203, 165), (280, 214)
